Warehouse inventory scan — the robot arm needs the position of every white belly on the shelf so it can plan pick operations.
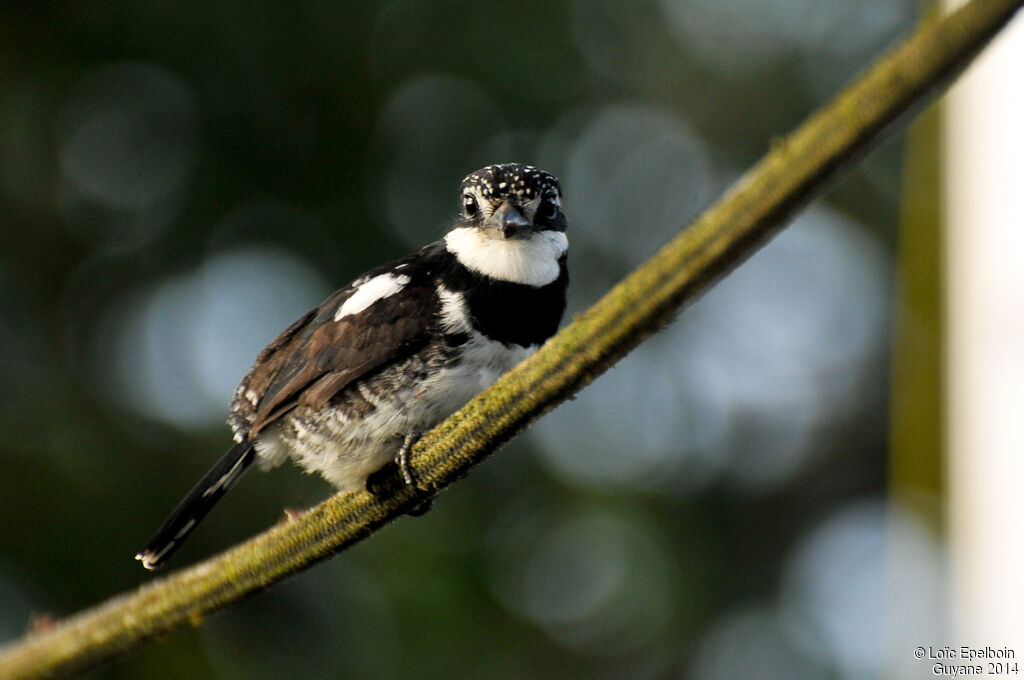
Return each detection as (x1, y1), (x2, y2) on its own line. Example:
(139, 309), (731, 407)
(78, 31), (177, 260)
(254, 334), (535, 490)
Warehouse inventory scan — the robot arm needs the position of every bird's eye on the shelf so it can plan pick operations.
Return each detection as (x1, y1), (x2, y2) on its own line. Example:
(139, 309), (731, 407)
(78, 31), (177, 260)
(463, 195), (479, 217)
(538, 198), (558, 221)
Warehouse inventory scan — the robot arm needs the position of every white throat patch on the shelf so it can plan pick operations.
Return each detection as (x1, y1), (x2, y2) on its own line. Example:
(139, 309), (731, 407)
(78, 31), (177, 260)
(444, 227), (567, 287)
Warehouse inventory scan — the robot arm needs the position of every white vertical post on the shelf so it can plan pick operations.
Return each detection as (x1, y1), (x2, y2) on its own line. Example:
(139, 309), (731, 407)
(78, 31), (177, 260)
(945, 3), (1024, 649)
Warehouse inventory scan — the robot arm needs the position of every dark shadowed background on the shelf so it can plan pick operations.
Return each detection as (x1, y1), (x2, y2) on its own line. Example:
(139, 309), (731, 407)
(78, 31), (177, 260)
(0, 1), (942, 678)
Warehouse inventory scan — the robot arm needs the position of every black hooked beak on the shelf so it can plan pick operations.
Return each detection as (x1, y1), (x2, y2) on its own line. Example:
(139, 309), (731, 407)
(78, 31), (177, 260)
(486, 201), (532, 238)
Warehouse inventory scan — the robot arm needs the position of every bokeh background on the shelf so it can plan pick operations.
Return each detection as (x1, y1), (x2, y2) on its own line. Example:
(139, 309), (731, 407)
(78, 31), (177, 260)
(0, 0), (948, 678)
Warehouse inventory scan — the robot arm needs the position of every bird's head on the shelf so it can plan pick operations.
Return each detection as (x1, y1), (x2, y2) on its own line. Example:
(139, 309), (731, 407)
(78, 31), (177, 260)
(457, 163), (567, 240)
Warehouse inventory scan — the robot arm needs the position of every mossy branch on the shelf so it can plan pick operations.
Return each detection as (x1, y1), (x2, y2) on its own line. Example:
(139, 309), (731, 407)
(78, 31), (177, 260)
(2, 0), (1021, 677)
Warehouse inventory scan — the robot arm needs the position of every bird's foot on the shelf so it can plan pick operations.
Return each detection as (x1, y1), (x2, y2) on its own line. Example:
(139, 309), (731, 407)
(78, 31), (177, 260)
(397, 430), (437, 515)
(365, 430), (434, 515)
(396, 430), (425, 489)
(281, 507), (307, 522)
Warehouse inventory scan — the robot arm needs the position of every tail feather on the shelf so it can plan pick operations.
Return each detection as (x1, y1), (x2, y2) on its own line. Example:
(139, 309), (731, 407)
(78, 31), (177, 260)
(136, 442), (256, 570)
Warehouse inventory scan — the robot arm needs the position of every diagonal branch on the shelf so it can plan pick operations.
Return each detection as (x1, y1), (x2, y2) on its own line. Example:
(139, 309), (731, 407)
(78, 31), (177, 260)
(2, 0), (1021, 677)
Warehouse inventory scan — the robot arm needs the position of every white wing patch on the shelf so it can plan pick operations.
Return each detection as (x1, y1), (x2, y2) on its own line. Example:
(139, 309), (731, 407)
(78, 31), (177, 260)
(444, 227), (566, 287)
(333, 273), (410, 321)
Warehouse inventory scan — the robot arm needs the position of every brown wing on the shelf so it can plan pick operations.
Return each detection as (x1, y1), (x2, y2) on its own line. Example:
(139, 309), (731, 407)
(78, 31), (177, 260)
(230, 273), (437, 438)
